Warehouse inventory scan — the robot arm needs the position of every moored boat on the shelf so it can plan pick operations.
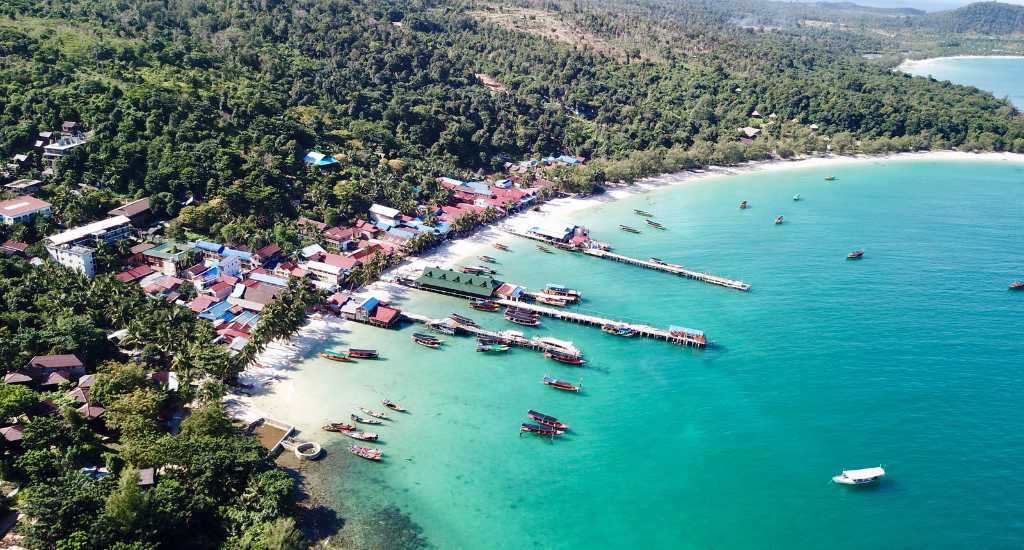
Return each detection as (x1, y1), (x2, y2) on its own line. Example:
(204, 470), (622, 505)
(670, 326), (707, 346)
(824, 176), (836, 181)
(520, 422), (564, 437)
(774, 215), (784, 225)
(649, 257), (666, 265)
(476, 343), (510, 353)
(478, 255), (497, 263)
(535, 294), (571, 307)
(382, 399), (406, 412)
(350, 413), (384, 425)
(469, 299), (501, 312)
(544, 350), (586, 366)
(528, 410), (569, 430)
(537, 245), (553, 253)
(645, 220), (665, 229)
(1009, 281), (1024, 290)
(460, 265), (486, 275)
(347, 348), (378, 359)
(832, 466), (885, 485)
(544, 283), (582, 300)
(320, 350), (354, 362)
(542, 376), (581, 392)
(360, 407), (389, 420)
(847, 249), (864, 259)
(322, 422), (358, 432)
(793, 193), (801, 201)
(634, 209), (654, 217)
(348, 444), (383, 461)
(739, 200), (748, 209)
(601, 324), (637, 337)
(450, 313), (478, 327)
(619, 225), (641, 234)
(493, 243), (510, 251)
(340, 430), (379, 441)
(427, 321), (456, 335)
(412, 333), (443, 348)
(505, 312), (541, 326)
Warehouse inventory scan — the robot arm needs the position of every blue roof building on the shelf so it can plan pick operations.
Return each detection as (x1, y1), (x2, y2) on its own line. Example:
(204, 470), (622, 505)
(303, 151), (339, 166)
(195, 240), (224, 254)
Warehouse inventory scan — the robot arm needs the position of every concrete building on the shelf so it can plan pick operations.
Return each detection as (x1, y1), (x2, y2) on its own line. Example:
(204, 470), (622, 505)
(0, 196), (51, 224)
(45, 216), (132, 278)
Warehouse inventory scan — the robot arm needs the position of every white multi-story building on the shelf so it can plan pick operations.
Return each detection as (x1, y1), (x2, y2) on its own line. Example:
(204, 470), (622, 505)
(45, 215), (132, 278)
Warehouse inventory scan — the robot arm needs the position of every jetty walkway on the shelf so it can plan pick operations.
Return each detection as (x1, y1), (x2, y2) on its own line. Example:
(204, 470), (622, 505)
(493, 299), (707, 348)
(401, 312), (579, 355)
(581, 249), (751, 291)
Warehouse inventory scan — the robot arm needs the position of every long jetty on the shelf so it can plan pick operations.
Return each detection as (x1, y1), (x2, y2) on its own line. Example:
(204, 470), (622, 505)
(581, 249), (751, 291)
(494, 299), (707, 348)
(400, 312), (580, 355)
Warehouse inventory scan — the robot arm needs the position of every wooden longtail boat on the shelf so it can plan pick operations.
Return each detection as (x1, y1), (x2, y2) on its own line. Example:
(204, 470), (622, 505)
(542, 376), (581, 392)
(347, 348), (378, 359)
(506, 306), (539, 318)
(528, 410), (570, 430)
(382, 399), (406, 412)
(543, 284), (582, 300)
(351, 413), (384, 425)
(360, 407), (389, 420)
(348, 444), (383, 461)
(427, 321), (456, 335)
(478, 255), (497, 263)
(545, 350), (586, 366)
(323, 422), (358, 432)
(505, 312), (540, 327)
(536, 245), (553, 253)
(601, 324), (637, 337)
(320, 350), (354, 362)
(619, 225), (641, 234)
(645, 220), (665, 229)
(413, 333), (443, 348)
(469, 299), (501, 312)
(340, 430), (379, 441)
(493, 243), (510, 251)
(520, 422), (564, 437)
(825, 176), (836, 181)
(535, 294), (570, 307)
(476, 343), (510, 353)
(450, 313), (478, 327)
(634, 209), (654, 217)
(460, 266), (486, 275)
(847, 249), (864, 259)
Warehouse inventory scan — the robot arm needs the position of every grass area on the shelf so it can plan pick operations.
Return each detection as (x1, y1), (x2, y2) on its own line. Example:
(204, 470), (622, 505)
(0, 15), (140, 59)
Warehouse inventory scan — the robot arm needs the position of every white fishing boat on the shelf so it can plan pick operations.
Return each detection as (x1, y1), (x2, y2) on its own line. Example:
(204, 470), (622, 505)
(793, 193), (801, 201)
(533, 336), (581, 356)
(832, 466), (885, 485)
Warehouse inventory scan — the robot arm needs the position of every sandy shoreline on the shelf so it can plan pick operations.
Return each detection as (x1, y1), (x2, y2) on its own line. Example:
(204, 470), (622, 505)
(897, 54), (1024, 73)
(227, 149), (1024, 421)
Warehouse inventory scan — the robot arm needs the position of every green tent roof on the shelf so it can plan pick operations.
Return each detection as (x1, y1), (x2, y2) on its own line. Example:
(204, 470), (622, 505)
(415, 267), (498, 298)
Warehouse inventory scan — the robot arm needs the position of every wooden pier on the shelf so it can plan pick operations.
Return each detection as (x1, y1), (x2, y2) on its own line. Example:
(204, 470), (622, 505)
(400, 312), (580, 355)
(580, 249), (750, 291)
(494, 299), (707, 348)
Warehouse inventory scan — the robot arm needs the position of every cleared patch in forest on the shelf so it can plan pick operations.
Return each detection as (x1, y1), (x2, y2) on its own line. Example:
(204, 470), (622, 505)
(469, 5), (632, 61)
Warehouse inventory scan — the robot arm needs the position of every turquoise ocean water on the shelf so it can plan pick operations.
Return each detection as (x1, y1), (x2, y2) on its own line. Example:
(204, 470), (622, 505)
(901, 57), (1024, 108)
(255, 158), (1024, 549)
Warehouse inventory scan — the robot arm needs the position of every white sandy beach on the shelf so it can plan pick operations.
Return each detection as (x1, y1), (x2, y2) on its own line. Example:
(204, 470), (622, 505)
(896, 54), (1024, 74)
(227, 150), (1024, 422)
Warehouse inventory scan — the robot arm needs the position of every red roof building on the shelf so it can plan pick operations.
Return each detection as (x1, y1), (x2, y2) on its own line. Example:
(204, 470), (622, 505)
(188, 295), (219, 313)
(29, 354), (83, 371)
(77, 403), (105, 421)
(370, 305), (401, 328)
(0, 424), (25, 443)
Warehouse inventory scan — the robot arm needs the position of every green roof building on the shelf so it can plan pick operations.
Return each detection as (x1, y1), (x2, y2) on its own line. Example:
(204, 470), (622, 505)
(414, 267), (498, 298)
(142, 241), (197, 276)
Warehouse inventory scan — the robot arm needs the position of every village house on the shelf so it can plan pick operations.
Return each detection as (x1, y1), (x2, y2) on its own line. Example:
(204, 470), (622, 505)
(4, 178), (42, 195)
(0, 195), (51, 224)
(0, 240), (29, 256)
(141, 241), (196, 276)
(45, 215), (133, 278)
(27, 354), (85, 385)
(305, 260), (345, 288)
(108, 197), (152, 227)
(115, 264), (156, 284)
(369, 204), (401, 227)
(323, 226), (360, 251)
(253, 243), (282, 266)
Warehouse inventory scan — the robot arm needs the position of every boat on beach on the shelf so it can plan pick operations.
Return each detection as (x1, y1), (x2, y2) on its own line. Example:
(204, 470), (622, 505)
(347, 348), (378, 359)
(645, 220), (665, 229)
(739, 200), (748, 209)
(469, 298), (501, 312)
(1009, 281), (1024, 290)
(323, 422), (358, 432)
(847, 249), (864, 259)
(476, 343), (510, 353)
(543, 376), (581, 392)
(493, 243), (510, 251)
(351, 413), (384, 425)
(619, 225), (641, 234)
(340, 429), (379, 441)
(601, 324), (637, 337)
(832, 466), (885, 485)
(382, 399), (406, 412)
(348, 444), (383, 461)
(537, 245), (553, 253)
(774, 215), (784, 225)
(634, 209), (654, 217)
(412, 333), (443, 348)
(528, 410), (569, 430)
(478, 255), (497, 263)
(450, 313), (478, 327)
(320, 350), (354, 362)
(520, 422), (564, 437)
(544, 350), (586, 366)
(360, 407), (389, 420)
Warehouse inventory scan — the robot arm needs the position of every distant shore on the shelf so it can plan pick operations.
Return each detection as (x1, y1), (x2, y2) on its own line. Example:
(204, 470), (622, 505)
(229, 149), (1024, 421)
(896, 54), (1024, 73)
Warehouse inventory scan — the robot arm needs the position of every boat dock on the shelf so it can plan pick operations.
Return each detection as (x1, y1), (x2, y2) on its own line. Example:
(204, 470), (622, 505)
(580, 249), (751, 291)
(493, 299), (707, 348)
(400, 312), (579, 355)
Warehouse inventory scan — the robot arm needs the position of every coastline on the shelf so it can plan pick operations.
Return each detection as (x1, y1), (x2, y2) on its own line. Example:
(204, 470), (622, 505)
(228, 149), (1024, 421)
(896, 54), (1024, 73)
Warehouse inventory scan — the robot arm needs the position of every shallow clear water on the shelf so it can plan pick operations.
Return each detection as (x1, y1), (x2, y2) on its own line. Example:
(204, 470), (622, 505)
(256, 158), (1024, 549)
(901, 56), (1024, 108)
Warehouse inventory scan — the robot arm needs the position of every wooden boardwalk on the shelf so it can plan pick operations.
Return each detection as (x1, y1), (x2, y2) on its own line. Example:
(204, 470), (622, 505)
(581, 249), (750, 291)
(494, 299), (707, 348)
(400, 312), (579, 355)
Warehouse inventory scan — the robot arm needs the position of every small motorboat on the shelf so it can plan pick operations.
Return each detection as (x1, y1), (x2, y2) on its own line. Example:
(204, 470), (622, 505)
(476, 343), (510, 353)
(382, 399), (406, 412)
(619, 225), (641, 234)
(634, 209), (654, 217)
(774, 215), (784, 225)
(535, 294), (570, 307)
(1009, 281), (1024, 290)
(824, 176), (836, 181)
(360, 407), (389, 420)
(320, 350), (354, 363)
(478, 255), (497, 263)
(505, 312), (541, 327)
(645, 220), (665, 229)
(348, 444), (383, 461)
(340, 430), (379, 441)
(493, 243), (510, 251)
(450, 313), (478, 327)
(469, 299), (501, 312)
(544, 284), (582, 300)
(832, 466), (885, 485)
(649, 257), (666, 265)
(460, 265), (486, 275)
(520, 422), (564, 437)
(323, 422), (358, 432)
(544, 350), (586, 366)
(601, 324), (637, 337)
(542, 376), (581, 392)
(536, 245), (553, 253)
(793, 193), (801, 201)
(528, 410), (569, 430)
(347, 348), (378, 359)
(412, 333), (443, 348)
(847, 249), (864, 260)
(350, 413), (384, 425)
(739, 200), (748, 209)
(427, 321), (456, 335)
